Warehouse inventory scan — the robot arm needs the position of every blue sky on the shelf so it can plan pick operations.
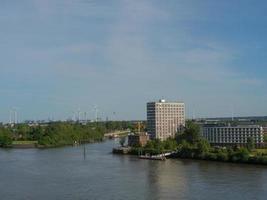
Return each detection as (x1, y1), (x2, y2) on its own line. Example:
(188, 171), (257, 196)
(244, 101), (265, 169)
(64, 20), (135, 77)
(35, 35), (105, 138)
(0, 0), (267, 122)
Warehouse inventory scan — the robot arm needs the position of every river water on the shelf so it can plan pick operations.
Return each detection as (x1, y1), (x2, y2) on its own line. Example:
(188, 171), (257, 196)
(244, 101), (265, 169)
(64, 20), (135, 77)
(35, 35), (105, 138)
(0, 140), (266, 200)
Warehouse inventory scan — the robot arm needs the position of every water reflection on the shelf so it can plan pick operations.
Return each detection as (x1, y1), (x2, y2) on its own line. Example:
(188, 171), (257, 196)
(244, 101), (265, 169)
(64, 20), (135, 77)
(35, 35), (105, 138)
(145, 160), (189, 200)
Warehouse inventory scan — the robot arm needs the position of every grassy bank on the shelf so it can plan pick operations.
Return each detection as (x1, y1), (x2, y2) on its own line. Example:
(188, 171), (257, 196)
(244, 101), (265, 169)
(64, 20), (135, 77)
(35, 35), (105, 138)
(12, 140), (38, 148)
(12, 140), (38, 145)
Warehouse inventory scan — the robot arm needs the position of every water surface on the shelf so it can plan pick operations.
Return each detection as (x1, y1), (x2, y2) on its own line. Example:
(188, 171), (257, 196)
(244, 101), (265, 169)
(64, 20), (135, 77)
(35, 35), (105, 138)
(0, 140), (266, 200)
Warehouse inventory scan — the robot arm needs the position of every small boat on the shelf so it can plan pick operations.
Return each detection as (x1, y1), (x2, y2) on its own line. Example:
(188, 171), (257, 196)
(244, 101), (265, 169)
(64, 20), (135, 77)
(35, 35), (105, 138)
(139, 154), (166, 161)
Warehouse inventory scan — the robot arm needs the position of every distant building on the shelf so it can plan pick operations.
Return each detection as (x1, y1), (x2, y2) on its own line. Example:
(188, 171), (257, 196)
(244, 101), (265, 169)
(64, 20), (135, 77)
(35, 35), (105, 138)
(147, 99), (185, 141)
(202, 124), (265, 147)
(128, 133), (149, 147)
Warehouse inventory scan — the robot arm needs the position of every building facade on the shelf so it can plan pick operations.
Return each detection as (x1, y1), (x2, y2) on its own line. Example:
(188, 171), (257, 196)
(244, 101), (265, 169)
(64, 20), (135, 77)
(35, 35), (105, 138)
(147, 99), (185, 141)
(128, 133), (149, 147)
(202, 125), (265, 147)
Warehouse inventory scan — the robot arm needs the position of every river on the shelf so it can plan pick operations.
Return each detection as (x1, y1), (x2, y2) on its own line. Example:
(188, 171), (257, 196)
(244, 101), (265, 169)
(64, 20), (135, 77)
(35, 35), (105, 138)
(0, 140), (266, 200)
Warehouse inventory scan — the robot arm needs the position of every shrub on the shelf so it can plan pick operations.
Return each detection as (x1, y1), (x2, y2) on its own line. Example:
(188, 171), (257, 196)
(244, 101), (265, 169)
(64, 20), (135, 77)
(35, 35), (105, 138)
(230, 148), (250, 162)
(217, 151), (229, 161)
(0, 129), (12, 147)
(205, 152), (218, 161)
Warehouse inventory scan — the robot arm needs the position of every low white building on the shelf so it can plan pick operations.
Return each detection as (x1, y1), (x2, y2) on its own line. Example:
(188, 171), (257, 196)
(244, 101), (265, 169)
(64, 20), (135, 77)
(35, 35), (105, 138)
(202, 125), (265, 147)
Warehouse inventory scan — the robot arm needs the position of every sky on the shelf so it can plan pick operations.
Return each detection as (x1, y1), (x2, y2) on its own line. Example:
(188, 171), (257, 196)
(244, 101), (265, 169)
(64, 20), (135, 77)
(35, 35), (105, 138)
(0, 0), (267, 122)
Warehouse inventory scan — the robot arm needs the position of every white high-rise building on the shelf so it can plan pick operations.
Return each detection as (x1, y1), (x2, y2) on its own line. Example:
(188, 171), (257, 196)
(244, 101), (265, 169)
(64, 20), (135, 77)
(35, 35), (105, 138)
(147, 99), (185, 141)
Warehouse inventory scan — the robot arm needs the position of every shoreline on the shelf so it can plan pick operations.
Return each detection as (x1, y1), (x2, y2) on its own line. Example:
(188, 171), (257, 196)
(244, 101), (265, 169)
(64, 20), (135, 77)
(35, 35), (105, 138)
(112, 147), (267, 166)
(114, 152), (267, 166)
(2, 138), (105, 149)
(2, 129), (128, 149)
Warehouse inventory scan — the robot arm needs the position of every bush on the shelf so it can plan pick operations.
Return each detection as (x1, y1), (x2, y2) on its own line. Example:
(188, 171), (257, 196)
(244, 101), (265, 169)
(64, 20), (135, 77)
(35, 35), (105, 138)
(217, 151), (229, 161)
(230, 148), (250, 162)
(196, 139), (211, 155)
(205, 152), (218, 161)
(0, 129), (12, 147)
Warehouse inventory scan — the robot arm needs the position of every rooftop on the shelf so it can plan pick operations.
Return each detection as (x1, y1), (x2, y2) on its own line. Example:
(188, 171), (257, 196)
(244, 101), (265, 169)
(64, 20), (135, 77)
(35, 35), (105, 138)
(203, 124), (262, 128)
(147, 99), (184, 104)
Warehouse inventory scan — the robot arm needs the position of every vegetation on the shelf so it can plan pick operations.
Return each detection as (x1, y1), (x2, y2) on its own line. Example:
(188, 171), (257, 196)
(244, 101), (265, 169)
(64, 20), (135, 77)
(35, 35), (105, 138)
(174, 121), (267, 165)
(0, 128), (12, 147)
(0, 121), (133, 148)
(12, 141), (37, 145)
(246, 137), (255, 151)
(129, 120), (267, 165)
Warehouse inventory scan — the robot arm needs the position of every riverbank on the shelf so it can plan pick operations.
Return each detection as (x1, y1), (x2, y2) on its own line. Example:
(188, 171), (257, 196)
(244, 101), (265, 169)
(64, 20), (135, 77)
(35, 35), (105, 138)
(0, 121), (133, 148)
(12, 141), (38, 148)
(112, 146), (267, 165)
(8, 138), (108, 149)
(8, 130), (129, 149)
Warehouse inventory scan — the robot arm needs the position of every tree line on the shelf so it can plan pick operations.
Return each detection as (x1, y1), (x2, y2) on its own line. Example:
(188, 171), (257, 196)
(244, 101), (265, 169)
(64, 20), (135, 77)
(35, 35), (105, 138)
(129, 121), (267, 165)
(0, 121), (136, 148)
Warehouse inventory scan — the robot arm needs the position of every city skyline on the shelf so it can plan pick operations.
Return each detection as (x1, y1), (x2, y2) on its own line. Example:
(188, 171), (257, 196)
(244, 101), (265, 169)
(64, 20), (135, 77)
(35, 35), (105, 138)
(1, 0), (267, 122)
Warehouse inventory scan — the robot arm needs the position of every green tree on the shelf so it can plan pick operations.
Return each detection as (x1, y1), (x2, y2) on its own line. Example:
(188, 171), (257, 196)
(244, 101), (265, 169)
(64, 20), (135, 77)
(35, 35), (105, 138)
(177, 140), (195, 158)
(247, 137), (255, 151)
(196, 139), (211, 155)
(231, 148), (250, 162)
(216, 149), (229, 161)
(176, 120), (200, 144)
(0, 129), (12, 147)
(163, 138), (178, 151)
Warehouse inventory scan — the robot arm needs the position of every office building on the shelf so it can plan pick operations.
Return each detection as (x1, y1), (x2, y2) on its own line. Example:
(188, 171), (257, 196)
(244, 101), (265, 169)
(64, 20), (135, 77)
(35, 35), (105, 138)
(147, 99), (185, 141)
(202, 124), (265, 147)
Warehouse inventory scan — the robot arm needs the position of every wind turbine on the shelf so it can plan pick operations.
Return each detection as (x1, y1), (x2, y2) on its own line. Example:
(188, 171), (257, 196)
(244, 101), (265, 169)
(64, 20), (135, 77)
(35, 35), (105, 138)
(77, 108), (81, 123)
(10, 107), (19, 124)
(94, 105), (98, 122)
(72, 111), (76, 122)
(9, 109), (12, 125)
(84, 112), (87, 123)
